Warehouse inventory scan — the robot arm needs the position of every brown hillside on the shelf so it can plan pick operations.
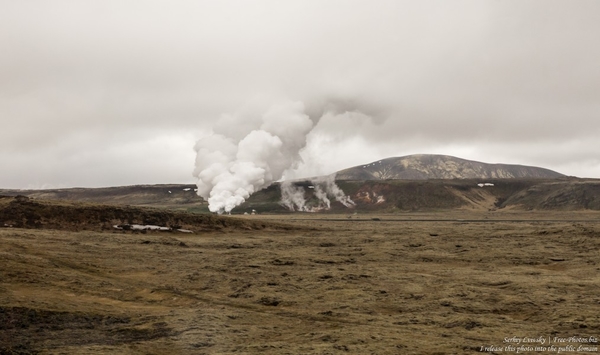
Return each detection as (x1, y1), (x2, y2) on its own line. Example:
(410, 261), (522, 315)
(338, 179), (600, 212)
(501, 180), (600, 210)
(239, 178), (600, 213)
(3, 178), (600, 214)
(0, 196), (293, 232)
(0, 184), (207, 212)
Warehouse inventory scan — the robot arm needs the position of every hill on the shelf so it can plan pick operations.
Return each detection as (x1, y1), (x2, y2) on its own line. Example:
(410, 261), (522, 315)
(336, 154), (565, 180)
(238, 178), (600, 213)
(0, 184), (207, 212)
(3, 178), (600, 214)
(0, 195), (291, 232)
(3, 155), (598, 213)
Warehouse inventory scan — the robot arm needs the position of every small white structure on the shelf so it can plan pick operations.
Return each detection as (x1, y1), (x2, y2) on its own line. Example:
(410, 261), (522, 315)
(113, 224), (170, 231)
(477, 183), (495, 187)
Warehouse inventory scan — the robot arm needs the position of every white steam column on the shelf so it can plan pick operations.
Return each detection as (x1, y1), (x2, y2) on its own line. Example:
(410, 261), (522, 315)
(193, 101), (313, 214)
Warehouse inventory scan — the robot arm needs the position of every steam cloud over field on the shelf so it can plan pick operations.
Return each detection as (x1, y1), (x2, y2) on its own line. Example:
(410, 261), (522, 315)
(193, 100), (360, 213)
(193, 101), (313, 213)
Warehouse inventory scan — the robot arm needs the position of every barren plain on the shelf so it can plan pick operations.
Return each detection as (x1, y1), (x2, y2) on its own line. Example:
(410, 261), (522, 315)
(1, 210), (600, 354)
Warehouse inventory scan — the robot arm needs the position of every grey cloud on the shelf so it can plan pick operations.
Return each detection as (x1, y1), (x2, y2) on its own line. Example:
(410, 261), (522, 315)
(1, 0), (600, 188)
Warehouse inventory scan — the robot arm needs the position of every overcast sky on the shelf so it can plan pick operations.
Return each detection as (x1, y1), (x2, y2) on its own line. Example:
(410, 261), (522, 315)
(2, 0), (599, 189)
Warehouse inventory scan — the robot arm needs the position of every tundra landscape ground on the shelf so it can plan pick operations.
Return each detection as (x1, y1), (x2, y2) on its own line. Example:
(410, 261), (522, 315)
(1, 197), (599, 354)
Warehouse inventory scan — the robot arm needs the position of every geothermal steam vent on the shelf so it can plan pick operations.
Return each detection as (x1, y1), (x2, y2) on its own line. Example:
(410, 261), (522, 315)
(280, 176), (355, 212)
(192, 101), (356, 213)
(193, 101), (312, 213)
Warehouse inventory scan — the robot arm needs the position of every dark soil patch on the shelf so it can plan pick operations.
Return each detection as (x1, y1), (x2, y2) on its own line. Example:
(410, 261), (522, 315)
(0, 306), (171, 353)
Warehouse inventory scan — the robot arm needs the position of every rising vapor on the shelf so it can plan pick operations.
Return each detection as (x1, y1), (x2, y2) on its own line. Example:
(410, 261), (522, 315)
(313, 174), (356, 208)
(193, 98), (377, 213)
(193, 101), (315, 213)
(280, 180), (308, 212)
(280, 174), (356, 212)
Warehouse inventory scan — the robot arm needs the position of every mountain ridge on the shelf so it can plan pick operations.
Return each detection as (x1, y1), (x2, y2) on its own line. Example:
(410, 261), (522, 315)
(3, 155), (597, 213)
(335, 154), (564, 180)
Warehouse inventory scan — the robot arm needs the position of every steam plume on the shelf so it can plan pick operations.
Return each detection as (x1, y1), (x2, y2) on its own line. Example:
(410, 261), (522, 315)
(314, 174), (356, 208)
(280, 181), (307, 212)
(194, 98), (376, 213)
(193, 101), (313, 213)
(280, 174), (356, 212)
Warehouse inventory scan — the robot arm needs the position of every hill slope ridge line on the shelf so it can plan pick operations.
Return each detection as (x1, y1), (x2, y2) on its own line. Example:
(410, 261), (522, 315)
(336, 154), (565, 180)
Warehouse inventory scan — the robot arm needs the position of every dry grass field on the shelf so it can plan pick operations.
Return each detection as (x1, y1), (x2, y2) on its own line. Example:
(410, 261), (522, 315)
(1, 211), (600, 354)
